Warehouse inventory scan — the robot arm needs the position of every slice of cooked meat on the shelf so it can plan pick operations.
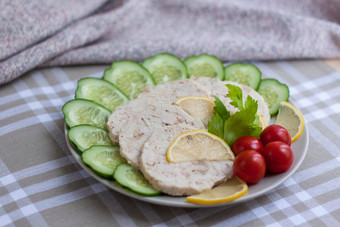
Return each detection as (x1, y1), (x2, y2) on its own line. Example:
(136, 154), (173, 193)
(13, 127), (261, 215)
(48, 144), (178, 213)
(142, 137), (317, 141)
(140, 125), (234, 196)
(107, 79), (210, 144)
(107, 96), (168, 144)
(119, 103), (205, 168)
(139, 79), (209, 101)
(190, 77), (270, 125)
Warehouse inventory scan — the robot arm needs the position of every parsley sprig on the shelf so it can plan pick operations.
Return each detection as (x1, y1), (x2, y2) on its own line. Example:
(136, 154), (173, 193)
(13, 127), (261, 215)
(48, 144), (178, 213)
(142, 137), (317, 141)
(208, 84), (262, 146)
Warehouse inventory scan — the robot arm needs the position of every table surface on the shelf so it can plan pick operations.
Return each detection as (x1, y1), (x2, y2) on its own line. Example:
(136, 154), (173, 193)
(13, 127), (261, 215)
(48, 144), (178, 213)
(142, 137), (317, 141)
(1, 59), (340, 227)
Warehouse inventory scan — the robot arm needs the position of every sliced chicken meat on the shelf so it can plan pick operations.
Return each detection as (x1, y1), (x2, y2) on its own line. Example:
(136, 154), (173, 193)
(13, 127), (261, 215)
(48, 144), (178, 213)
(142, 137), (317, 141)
(119, 103), (204, 168)
(107, 79), (209, 143)
(140, 125), (233, 196)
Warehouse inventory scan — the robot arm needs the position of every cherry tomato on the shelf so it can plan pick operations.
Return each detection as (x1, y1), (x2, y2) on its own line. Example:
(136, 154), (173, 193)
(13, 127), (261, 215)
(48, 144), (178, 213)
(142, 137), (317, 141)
(260, 124), (291, 146)
(232, 136), (263, 156)
(262, 141), (294, 173)
(233, 150), (266, 184)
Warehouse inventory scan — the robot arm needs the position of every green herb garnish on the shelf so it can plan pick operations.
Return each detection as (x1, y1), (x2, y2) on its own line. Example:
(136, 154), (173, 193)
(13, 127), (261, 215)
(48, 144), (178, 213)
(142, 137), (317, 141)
(208, 84), (262, 146)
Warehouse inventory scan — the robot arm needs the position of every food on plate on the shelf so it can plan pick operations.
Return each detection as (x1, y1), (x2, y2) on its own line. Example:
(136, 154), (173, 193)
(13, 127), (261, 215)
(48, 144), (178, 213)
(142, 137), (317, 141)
(108, 79), (266, 196)
(262, 141), (294, 173)
(142, 53), (187, 84)
(75, 78), (129, 111)
(257, 78), (289, 116)
(184, 54), (225, 80)
(186, 176), (247, 204)
(233, 150), (266, 184)
(258, 113), (267, 129)
(140, 126), (234, 196)
(63, 99), (111, 128)
(232, 136), (263, 156)
(174, 96), (215, 127)
(103, 60), (155, 99)
(114, 163), (161, 196)
(191, 77), (271, 125)
(208, 84), (264, 146)
(82, 145), (126, 178)
(63, 54), (304, 205)
(166, 129), (234, 163)
(107, 79), (209, 144)
(260, 124), (291, 146)
(118, 103), (204, 168)
(140, 78), (210, 100)
(224, 63), (262, 90)
(68, 125), (112, 151)
(275, 101), (304, 142)
(232, 124), (295, 183)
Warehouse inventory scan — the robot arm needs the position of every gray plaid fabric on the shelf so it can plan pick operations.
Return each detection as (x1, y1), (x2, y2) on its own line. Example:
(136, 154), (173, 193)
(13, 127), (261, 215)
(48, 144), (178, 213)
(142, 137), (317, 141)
(1, 60), (340, 226)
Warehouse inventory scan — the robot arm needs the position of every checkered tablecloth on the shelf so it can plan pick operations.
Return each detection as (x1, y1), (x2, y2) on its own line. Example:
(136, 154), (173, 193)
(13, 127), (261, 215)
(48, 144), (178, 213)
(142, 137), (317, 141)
(1, 60), (340, 226)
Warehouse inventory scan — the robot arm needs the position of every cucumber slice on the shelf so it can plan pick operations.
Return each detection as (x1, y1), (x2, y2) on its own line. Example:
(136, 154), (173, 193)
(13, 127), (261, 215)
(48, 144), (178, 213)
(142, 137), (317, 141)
(68, 125), (112, 152)
(63, 99), (111, 129)
(224, 63), (262, 90)
(142, 53), (187, 84)
(258, 78), (289, 116)
(103, 61), (155, 99)
(184, 54), (224, 80)
(75, 78), (129, 111)
(113, 163), (161, 196)
(82, 145), (126, 178)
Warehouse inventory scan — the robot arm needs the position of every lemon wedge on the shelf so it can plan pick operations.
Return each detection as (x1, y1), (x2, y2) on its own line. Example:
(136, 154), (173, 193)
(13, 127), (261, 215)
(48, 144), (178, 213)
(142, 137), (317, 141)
(167, 129), (234, 163)
(174, 96), (215, 127)
(186, 176), (248, 204)
(275, 101), (304, 142)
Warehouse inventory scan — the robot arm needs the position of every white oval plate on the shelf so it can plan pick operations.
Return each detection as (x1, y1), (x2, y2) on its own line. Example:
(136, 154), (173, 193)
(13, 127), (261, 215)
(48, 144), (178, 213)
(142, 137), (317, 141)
(65, 108), (309, 208)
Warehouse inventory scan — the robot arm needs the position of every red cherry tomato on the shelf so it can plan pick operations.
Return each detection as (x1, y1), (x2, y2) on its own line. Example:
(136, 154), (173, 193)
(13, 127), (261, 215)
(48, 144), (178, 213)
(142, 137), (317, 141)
(232, 136), (263, 156)
(262, 141), (294, 173)
(260, 124), (291, 146)
(233, 150), (266, 184)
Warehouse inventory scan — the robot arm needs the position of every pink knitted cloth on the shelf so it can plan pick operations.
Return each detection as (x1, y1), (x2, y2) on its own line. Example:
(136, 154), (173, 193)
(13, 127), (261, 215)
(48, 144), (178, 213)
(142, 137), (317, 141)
(1, 0), (340, 84)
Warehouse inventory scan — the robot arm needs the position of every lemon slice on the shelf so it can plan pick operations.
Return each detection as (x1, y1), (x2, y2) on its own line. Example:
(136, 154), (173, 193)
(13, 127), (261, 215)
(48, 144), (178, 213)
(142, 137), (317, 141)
(275, 101), (304, 142)
(186, 176), (248, 204)
(167, 129), (234, 163)
(174, 96), (215, 127)
(258, 112), (267, 129)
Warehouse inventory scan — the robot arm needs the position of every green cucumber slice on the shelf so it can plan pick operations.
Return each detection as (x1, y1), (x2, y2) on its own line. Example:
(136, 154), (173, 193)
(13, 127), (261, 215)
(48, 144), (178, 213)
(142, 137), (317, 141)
(103, 61), (155, 99)
(75, 78), (129, 111)
(142, 53), (187, 84)
(113, 163), (161, 196)
(258, 78), (289, 116)
(184, 54), (224, 80)
(224, 63), (262, 90)
(68, 125), (112, 152)
(82, 145), (126, 178)
(62, 99), (111, 129)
